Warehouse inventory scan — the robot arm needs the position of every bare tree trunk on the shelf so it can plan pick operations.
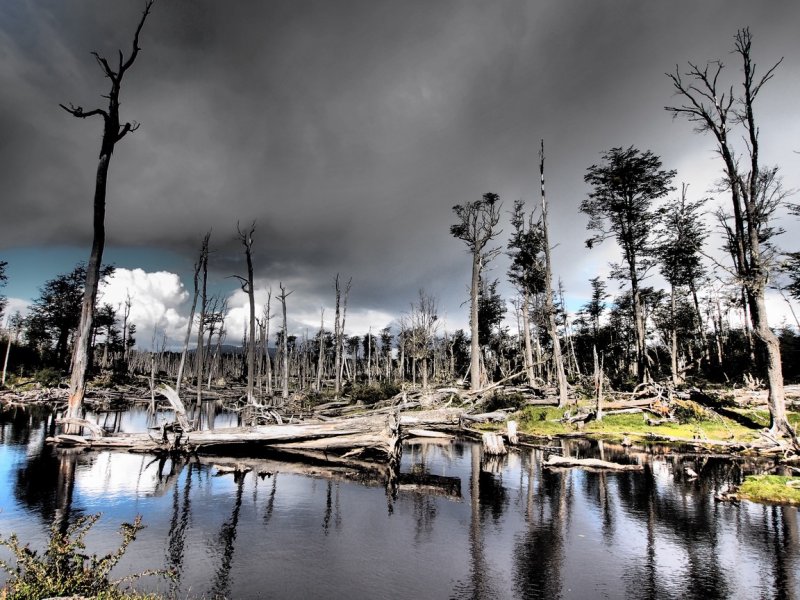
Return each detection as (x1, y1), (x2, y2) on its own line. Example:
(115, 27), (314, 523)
(315, 308), (325, 392)
(236, 222), (257, 405)
(469, 252), (481, 391)
(65, 2), (154, 420)
(334, 275), (343, 397)
(194, 233), (210, 416)
(670, 283), (679, 385)
(539, 140), (569, 406)
(594, 345), (603, 421)
(279, 282), (292, 402)
(367, 326), (372, 386)
(176, 247), (202, 395)
(264, 291), (272, 397)
(2, 335), (11, 386)
(337, 277), (352, 394)
(521, 293), (535, 386)
(121, 291), (132, 368)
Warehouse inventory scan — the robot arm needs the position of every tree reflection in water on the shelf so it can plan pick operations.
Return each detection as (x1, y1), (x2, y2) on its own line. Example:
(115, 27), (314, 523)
(2, 407), (799, 599)
(165, 462), (192, 595)
(513, 449), (566, 599)
(209, 470), (245, 599)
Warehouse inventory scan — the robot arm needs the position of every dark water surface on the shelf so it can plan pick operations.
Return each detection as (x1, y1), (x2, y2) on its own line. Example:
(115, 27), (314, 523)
(1, 405), (798, 599)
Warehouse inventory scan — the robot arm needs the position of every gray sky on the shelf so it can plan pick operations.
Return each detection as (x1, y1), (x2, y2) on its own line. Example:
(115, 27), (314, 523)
(2, 1), (800, 344)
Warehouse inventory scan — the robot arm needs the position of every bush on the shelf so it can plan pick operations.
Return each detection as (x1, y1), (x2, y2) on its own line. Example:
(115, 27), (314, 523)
(671, 398), (711, 424)
(33, 367), (62, 388)
(348, 382), (401, 405)
(484, 391), (528, 413)
(0, 514), (168, 600)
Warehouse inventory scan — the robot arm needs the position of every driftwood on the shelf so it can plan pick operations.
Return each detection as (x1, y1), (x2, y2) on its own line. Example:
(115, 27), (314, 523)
(47, 408), (466, 465)
(543, 455), (643, 471)
(461, 411), (509, 424)
(158, 384), (194, 432)
(55, 417), (105, 438)
(406, 428), (454, 439)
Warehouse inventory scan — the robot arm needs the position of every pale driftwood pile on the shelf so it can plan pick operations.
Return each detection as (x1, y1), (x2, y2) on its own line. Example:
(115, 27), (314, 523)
(543, 455), (644, 472)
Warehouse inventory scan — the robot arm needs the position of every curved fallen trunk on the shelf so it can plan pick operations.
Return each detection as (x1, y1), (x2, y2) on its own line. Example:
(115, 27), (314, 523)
(543, 455), (643, 472)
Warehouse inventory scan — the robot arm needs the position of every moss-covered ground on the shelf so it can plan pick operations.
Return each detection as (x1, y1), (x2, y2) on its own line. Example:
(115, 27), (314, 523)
(510, 403), (800, 445)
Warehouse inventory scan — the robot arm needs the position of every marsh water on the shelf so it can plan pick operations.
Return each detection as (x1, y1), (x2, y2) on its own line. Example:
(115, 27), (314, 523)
(1, 405), (798, 600)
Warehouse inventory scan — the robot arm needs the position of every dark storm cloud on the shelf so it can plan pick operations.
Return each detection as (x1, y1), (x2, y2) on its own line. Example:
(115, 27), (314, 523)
(2, 0), (800, 328)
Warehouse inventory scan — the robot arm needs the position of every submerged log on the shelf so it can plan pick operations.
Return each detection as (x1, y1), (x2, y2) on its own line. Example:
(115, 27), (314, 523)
(543, 455), (643, 471)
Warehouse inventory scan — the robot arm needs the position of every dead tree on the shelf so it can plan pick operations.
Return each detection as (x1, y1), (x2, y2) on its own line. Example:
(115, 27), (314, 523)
(315, 308), (325, 392)
(262, 290), (273, 397)
(176, 235), (206, 395)
(450, 194), (502, 391)
(62, 1), (155, 418)
(539, 141), (569, 406)
(234, 222), (257, 405)
(333, 275), (352, 397)
(667, 28), (796, 440)
(194, 233), (210, 413)
(278, 282), (293, 402)
(408, 290), (439, 390)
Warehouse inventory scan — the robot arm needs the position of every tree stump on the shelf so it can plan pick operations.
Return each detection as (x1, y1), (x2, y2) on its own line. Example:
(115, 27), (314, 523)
(482, 432), (507, 456)
(506, 420), (518, 445)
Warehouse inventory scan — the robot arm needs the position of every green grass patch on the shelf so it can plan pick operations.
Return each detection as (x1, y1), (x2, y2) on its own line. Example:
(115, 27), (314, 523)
(737, 475), (800, 505)
(511, 403), (787, 443)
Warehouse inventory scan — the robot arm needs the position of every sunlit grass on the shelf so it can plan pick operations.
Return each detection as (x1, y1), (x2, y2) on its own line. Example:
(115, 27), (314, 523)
(738, 475), (800, 505)
(511, 403), (796, 444)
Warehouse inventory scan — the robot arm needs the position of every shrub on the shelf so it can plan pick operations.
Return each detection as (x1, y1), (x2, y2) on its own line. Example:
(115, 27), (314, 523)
(0, 514), (168, 600)
(348, 382), (401, 405)
(671, 399), (711, 424)
(32, 367), (62, 388)
(483, 391), (528, 413)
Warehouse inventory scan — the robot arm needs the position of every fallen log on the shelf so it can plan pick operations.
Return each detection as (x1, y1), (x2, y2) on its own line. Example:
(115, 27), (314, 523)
(461, 411), (508, 424)
(406, 428), (454, 439)
(543, 455), (643, 472)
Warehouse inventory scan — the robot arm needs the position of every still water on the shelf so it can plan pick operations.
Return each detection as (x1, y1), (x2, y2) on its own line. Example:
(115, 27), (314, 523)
(1, 405), (798, 599)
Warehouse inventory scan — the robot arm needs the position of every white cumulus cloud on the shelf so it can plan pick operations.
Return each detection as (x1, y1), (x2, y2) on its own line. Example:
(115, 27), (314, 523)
(98, 268), (189, 349)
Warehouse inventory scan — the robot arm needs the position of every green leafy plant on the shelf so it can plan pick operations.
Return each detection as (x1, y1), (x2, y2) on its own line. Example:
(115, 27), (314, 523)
(32, 367), (62, 388)
(348, 382), (401, 405)
(0, 514), (168, 600)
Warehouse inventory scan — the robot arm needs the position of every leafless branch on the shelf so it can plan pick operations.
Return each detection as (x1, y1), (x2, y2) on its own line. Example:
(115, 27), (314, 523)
(58, 103), (108, 120)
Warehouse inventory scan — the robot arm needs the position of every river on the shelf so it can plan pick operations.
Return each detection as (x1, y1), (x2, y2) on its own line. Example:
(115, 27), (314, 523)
(1, 405), (798, 599)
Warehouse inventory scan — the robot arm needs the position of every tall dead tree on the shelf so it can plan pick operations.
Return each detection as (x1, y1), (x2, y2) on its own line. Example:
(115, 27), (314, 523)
(539, 141), (569, 406)
(62, 1), (155, 418)
(176, 238), (204, 395)
(333, 275), (352, 397)
(451, 194), (502, 391)
(667, 28), (795, 439)
(278, 282), (293, 402)
(194, 233), (210, 412)
(315, 308), (325, 392)
(262, 291), (273, 397)
(235, 222), (257, 405)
